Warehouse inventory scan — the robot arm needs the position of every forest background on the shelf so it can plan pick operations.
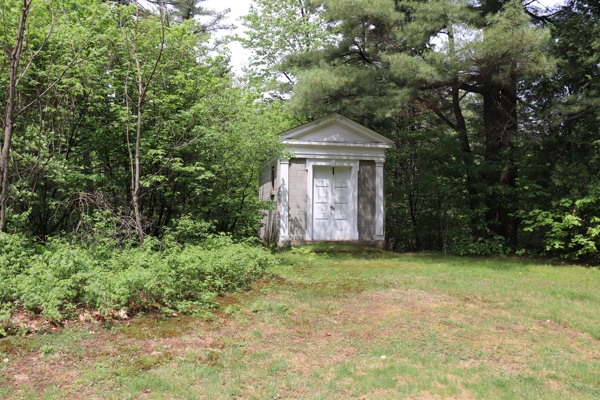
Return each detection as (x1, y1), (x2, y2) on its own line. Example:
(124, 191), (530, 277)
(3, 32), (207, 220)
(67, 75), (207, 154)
(0, 0), (598, 327)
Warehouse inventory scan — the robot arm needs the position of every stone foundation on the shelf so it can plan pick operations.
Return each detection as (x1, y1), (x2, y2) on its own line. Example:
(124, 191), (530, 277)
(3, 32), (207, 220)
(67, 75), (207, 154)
(279, 239), (385, 250)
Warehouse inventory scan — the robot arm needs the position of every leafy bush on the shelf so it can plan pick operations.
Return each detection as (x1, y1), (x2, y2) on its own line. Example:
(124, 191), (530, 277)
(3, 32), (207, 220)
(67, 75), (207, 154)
(0, 234), (277, 328)
(451, 230), (512, 256)
(518, 196), (600, 261)
(0, 233), (36, 303)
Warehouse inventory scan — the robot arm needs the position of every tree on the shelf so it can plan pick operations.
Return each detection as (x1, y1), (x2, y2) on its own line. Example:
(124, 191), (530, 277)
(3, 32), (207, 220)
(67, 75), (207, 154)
(168, 0), (210, 21)
(125, 0), (166, 244)
(239, 0), (336, 94)
(0, 0), (111, 232)
(516, 0), (600, 260)
(0, 0), (290, 244)
(1, 0), (32, 232)
(285, 0), (554, 248)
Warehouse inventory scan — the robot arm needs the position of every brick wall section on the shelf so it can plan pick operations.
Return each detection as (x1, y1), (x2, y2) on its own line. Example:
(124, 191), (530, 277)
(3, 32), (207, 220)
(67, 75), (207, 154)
(287, 158), (307, 240)
(358, 160), (376, 240)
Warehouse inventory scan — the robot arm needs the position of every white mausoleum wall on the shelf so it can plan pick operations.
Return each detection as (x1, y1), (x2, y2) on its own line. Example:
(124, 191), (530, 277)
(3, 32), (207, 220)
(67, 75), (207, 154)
(288, 159), (307, 240)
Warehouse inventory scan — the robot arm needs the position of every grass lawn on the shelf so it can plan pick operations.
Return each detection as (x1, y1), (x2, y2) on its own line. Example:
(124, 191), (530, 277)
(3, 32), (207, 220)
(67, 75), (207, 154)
(1, 247), (599, 399)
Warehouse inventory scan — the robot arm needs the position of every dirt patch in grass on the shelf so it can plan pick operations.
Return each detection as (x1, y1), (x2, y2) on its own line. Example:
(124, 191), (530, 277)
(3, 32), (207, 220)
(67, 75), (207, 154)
(326, 288), (599, 373)
(3, 351), (84, 397)
(184, 283), (599, 394)
(414, 393), (476, 400)
(117, 314), (200, 340)
(0, 314), (205, 399)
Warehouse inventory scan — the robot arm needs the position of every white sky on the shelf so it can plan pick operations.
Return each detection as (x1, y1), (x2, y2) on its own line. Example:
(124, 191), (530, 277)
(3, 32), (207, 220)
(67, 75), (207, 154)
(202, 0), (566, 76)
(202, 0), (253, 75)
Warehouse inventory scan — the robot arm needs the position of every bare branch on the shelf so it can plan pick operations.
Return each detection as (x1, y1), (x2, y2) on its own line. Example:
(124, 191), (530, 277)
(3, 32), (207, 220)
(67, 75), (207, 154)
(415, 97), (457, 131)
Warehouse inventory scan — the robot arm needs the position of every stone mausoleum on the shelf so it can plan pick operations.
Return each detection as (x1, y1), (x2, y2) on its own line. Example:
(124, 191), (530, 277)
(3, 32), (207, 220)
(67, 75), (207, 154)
(259, 114), (393, 248)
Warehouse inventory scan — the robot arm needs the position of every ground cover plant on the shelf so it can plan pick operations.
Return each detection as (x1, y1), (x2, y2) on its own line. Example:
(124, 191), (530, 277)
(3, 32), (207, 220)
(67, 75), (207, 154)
(0, 233), (276, 334)
(0, 246), (598, 399)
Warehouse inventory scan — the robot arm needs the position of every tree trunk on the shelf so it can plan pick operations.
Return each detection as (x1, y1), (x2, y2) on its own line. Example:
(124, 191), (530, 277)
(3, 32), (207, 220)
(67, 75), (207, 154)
(129, 0), (166, 244)
(448, 24), (480, 237)
(483, 79), (518, 245)
(129, 1), (145, 245)
(0, 0), (32, 232)
(408, 190), (421, 251)
(451, 84), (482, 237)
(133, 97), (144, 244)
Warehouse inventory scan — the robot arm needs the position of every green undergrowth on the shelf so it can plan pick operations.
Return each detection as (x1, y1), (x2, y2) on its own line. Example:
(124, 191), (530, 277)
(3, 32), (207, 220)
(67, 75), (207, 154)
(0, 233), (277, 333)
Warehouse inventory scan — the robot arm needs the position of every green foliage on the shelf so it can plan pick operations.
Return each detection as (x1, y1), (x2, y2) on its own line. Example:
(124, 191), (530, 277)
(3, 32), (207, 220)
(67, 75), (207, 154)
(0, 233), (36, 303)
(0, 0), (597, 265)
(516, 0), (600, 261)
(167, 214), (213, 245)
(279, 0), (556, 255)
(0, 0), (292, 242)
(452, 231), (511, 256)
(0, 234), (277, 325)
(239, 0), (337, 92)
(255, 0), (600, 260)
(39, 344), (55, 356)
(518, 197), (600, 261)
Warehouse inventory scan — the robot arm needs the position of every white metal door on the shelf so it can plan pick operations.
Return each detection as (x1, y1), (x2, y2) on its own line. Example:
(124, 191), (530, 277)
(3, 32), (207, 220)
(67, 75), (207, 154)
(312, 166), (353, 240)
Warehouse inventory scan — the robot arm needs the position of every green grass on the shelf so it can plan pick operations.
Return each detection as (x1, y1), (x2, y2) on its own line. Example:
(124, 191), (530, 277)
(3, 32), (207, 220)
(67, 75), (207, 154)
(1, 247), (598, 399)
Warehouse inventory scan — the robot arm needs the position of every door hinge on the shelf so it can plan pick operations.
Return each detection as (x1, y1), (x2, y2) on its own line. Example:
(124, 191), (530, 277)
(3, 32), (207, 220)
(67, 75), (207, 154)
(332, 167), (335, 175)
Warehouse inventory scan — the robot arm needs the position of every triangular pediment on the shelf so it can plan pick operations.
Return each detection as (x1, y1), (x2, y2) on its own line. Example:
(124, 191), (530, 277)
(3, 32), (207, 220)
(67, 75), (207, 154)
(280, 114), (394, 145)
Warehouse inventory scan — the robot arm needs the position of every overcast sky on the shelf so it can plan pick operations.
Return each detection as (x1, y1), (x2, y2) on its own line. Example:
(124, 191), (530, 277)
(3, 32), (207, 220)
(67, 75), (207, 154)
(201, 0), (567, 75)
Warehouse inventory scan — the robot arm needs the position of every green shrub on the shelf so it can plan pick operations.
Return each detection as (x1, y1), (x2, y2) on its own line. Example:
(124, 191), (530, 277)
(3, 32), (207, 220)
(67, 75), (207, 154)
(0, 233), (36, 302)
(0, 234), (277, 324)
(518, 201), (600, 260)
(451, 229), (512, 256)
(16, 242), (94, 320)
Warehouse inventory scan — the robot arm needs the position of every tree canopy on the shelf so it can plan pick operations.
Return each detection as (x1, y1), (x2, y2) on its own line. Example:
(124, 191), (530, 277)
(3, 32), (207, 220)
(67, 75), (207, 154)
(1, 0), (598, 261)
(0, 0), (294, 244)
(241, 0), (600, 260)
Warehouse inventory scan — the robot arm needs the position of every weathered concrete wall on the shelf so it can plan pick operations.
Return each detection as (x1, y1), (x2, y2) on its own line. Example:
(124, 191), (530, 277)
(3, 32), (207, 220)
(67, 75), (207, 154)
(258, 162), (270, 239)
(358, 160), (376, 240)
(288, 158), (307, 240)
(258, 160), (280, 242)
(274, 160), (280, 242)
